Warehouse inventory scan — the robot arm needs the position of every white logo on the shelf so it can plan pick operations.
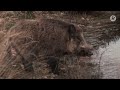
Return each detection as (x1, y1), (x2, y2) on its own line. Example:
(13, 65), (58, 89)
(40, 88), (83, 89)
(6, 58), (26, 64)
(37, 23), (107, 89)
(110, 15), (116, 22)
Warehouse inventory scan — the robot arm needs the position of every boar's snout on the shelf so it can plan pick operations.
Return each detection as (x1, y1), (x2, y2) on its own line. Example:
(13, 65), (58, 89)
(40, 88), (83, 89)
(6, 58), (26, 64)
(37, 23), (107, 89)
(77, 44), (93, 56)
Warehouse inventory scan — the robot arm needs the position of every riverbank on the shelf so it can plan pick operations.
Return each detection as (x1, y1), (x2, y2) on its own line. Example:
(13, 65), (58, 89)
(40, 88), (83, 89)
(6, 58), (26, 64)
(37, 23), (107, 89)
(0, 11), (119, 79)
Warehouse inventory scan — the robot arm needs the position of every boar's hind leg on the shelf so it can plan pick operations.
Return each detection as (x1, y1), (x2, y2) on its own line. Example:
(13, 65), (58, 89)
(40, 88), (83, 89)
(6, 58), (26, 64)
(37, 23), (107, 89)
(11, 43), (34, 72)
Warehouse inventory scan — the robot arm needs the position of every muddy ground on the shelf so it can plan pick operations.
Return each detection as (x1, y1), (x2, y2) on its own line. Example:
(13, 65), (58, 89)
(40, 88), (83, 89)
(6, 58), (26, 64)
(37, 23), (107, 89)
(0, 11), (120, 79)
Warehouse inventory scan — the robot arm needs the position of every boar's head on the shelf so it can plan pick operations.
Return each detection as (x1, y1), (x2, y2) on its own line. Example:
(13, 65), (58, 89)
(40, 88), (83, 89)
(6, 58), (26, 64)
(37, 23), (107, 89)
(67, 25), (93, 56)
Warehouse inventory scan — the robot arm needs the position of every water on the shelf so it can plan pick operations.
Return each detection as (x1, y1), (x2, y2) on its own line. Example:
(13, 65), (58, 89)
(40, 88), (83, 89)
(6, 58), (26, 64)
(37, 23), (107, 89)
(85, 21), (120, 79)
(93, 38), (120, 79)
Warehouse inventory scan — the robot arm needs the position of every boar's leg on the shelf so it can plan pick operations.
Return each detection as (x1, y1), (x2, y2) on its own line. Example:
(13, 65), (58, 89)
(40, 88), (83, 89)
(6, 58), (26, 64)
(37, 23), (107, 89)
(10, 43), (34, 72)
(47, 57), (60, 74)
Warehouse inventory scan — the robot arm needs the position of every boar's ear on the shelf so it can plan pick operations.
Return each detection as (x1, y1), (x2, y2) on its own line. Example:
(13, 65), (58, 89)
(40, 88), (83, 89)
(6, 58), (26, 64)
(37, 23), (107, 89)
(68, 25), (76, 39)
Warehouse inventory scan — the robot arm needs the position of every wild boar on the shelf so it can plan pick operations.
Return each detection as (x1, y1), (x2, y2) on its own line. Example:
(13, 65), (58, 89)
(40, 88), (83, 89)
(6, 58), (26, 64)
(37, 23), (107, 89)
(3, 18), (93, 72)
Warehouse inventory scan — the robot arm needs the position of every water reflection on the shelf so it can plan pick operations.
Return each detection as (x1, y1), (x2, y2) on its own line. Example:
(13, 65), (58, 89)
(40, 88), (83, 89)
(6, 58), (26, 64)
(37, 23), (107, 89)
(94, 38), (120, 79)
(88, 22), (120, 79)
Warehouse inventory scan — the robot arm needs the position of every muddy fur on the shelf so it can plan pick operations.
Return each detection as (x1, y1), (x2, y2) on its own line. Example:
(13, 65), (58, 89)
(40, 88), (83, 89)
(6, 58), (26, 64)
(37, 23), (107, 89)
(0, 18), (90, 78)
